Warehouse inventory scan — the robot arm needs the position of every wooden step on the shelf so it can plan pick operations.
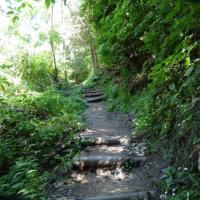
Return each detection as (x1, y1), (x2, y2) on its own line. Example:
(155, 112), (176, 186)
(85, 90), (100, 93)
(80, 136), (130, 146)
(79, 191), (155, 200)
(83, 86), (94, 89)
(86, 96), (105, 103)
(73, 155), (146, 170)
(85, 92), (103, 98)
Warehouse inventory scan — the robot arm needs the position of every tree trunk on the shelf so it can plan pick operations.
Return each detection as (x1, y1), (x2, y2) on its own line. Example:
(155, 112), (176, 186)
(50, 4), (58, 82)
(61, 0), (66, 61)
(90, 39), (99, 72)
(50, 38), (58, 82)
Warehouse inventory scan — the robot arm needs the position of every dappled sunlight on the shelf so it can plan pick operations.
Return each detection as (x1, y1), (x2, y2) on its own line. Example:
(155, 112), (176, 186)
(132, 143), (146, 157)
(0, 70), (21, 85)
(70, 172), (88, 184)
(79, 128), (100, 136)
(96, 167), (127, 181)
(79, 128), (117, 136)
(85, 128), (99, 133)
(97, 128), (114, 132)
(91, 106), (103, 112)
(99, 145), (125, 153)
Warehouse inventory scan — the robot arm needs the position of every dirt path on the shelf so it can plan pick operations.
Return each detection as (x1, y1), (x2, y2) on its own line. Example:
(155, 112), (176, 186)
(49, 87), (162, 200)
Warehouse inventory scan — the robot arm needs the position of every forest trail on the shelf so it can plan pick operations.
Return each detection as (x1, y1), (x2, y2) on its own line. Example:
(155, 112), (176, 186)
(50, 87), (159, 200)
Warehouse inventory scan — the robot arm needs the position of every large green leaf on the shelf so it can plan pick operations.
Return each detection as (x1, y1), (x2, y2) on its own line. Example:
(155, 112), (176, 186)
(45, 0), (55, 8)
(45, 0), (51, 8)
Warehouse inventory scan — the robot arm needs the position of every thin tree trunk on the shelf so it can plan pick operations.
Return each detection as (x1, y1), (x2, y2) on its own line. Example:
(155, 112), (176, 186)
(50, 39), (58, 82)
(50, 4), (58, 82)
(61, 0), (66, 60)
(65, 1), (99, 72)
(90, 39), (99, 72)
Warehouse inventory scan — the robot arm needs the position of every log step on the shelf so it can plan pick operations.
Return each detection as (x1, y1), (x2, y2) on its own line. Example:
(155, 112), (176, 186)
(80, 136), (130, 146)
(86, 96), (105, 103)
(83, 86), (94, 89)
(73, 155), (146, 170)
(80, 191), (155, 200)
(85, 90), (100, 93)
(85, 92), (103, 98)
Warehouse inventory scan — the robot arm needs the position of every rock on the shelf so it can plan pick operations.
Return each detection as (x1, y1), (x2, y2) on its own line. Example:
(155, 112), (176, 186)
(54, 181), (64, 188)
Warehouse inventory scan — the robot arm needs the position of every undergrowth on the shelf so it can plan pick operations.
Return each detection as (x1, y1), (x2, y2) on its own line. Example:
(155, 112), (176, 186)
(0, 53), (86, 199)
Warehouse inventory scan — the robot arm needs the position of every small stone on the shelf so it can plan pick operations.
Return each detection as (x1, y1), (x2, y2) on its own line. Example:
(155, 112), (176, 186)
(55, 181), (64, 188)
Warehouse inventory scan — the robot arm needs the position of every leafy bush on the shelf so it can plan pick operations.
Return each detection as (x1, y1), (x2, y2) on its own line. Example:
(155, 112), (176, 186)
(68, 57), (90, 84)
(98, 73), (134, 112)
(160, 167), (200, 200)
(0, 85), (85, 198)
(0, 158), (45, 199)
(19, 52), (53, 91)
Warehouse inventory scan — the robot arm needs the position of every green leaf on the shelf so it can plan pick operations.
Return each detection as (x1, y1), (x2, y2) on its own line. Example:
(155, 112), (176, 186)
(169, 83), (176, 91)
(7, 11), (14, 15)
(45, 0), (51, 8)
(0, 84), (5, 92)
(21, 2), (26, 8)
(184, 66), (194, 77)
(17, 6), (22, 12)
(45, 0), (55, 8)
(185, 57), (191, 67)
(12, 15), (19, 23)
(26, 3), (33, 9)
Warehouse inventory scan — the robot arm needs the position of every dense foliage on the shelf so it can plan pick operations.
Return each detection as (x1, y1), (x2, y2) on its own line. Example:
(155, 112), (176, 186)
(0, 29), (88, 200)
(0, 0), (90, 199)
(81, 0), (200, 199)
(19, 53), (54, 91)
(0, 56), (85, 199)
(0, 1), (89, 196)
